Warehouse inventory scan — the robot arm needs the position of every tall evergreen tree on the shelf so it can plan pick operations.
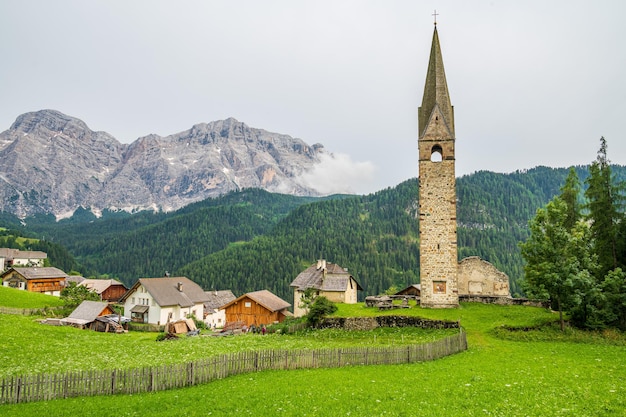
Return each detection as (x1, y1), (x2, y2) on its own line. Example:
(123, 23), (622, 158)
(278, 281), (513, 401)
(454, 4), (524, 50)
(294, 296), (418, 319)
(560, 167), (582, 231)
(584, 137), (625, 277)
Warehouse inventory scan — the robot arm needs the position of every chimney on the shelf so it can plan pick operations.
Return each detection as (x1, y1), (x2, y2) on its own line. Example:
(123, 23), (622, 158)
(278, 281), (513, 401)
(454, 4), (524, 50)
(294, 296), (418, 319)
(177, 282), (183, 292)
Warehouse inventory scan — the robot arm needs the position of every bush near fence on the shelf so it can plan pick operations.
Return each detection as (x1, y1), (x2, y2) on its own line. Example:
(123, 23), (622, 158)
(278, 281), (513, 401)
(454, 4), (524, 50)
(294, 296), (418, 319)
(0, 330), (467, 404)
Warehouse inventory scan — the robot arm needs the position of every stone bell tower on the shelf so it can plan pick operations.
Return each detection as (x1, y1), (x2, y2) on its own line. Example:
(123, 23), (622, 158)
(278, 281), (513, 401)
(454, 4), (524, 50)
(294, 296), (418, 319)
(418, 23), (459, 308)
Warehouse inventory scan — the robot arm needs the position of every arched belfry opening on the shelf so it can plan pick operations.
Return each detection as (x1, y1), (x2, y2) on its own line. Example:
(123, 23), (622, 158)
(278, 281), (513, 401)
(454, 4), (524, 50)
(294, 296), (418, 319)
(430, 144), (443, 162)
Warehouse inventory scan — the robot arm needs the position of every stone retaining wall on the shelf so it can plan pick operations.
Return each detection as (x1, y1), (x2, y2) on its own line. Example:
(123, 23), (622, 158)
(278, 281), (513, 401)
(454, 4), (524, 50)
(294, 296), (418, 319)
(319, 316), (460, 331)
(459, 295), (549, 308)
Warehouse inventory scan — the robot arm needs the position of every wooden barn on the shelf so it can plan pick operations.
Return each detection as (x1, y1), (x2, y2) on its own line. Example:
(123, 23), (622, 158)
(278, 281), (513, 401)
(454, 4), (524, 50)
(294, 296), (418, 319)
(395, 284), (421, 298)
(78, 278), (128, 302)
(221, 290), (291, 327)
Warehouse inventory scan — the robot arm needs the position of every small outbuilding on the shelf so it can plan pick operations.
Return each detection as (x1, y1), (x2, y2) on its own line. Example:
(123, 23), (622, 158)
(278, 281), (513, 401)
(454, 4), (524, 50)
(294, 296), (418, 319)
(394, 284), (421, 298)
(221, 290), (291, 327)
(61, 300), (123, 332)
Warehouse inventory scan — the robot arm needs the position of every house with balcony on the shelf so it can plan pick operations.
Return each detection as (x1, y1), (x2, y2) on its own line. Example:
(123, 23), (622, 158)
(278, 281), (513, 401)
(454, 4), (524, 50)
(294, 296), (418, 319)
(1, 266), (68, 296)
(119, 277), (209, 325)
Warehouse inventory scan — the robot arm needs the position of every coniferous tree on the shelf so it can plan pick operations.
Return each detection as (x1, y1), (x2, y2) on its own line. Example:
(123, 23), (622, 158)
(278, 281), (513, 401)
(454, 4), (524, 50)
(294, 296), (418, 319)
(560, 167), (582, 231)
(585, 137), (625, 276)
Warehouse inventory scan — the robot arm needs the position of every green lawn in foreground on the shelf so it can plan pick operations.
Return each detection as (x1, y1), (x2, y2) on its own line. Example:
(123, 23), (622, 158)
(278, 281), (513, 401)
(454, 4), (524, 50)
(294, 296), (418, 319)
(2, 303), (625, 416)
(0, 313), (457, 377)
(0, 286), (64, 309)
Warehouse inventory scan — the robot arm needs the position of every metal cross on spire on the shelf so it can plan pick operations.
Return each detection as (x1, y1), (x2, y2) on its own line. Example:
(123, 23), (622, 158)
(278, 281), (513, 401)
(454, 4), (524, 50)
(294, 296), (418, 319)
(432, 9), (439, 25)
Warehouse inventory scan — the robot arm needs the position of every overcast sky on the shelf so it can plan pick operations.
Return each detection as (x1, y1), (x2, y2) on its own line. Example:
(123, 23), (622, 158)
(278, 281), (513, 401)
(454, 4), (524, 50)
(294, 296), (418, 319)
(1, 1), (625, 195)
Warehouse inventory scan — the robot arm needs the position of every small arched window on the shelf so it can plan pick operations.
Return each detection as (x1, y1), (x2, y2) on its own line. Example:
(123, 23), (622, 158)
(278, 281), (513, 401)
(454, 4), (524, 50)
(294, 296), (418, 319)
(430, 144), (443, 162)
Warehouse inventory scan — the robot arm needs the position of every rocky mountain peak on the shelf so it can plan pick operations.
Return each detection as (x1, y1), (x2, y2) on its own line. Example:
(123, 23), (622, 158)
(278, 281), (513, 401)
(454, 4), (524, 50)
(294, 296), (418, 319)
(0, 110), (328, 218)
(10, 109), (89, 135)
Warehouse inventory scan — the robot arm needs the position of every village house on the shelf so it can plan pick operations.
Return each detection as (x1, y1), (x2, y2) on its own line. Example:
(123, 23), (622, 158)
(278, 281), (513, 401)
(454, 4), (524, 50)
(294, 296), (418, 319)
(221, 290), (291, 328)
(290, 259), (362, 317)
(78, 278), (128, 302)
(119, 277), (209, 325)
(0, 248), (47, 271)
(203, 290), (236, 329)
(1, 266), (68, 296)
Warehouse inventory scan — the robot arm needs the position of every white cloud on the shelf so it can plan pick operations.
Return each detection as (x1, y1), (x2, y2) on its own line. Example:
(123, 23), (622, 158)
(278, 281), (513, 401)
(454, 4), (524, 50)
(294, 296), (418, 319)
(296, 153), (377, 196)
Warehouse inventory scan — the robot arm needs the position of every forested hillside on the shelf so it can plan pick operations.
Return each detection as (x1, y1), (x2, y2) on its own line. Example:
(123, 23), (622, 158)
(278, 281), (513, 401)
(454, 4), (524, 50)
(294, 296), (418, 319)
(4, 165), (625, 303)
(22, 189), (323, 281)
(178, 165), (625, 301)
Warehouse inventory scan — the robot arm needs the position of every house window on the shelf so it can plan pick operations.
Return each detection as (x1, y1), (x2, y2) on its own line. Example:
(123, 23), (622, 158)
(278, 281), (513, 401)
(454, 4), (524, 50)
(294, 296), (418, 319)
(245, 302), (251, 308)
(132, 297), (135, 304)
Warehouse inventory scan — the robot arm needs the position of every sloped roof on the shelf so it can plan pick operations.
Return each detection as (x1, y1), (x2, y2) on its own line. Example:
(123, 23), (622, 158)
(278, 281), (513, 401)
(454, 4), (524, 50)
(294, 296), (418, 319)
(290, 261), (363, 292)
(121, 277), (209, 308)
(395, 284), (421, 296)
(65, 300), (111, 323)
(418, 26), (454, 138)
(0, 248), (47, 260)
(222, 290), (291, 312)
(79, 279), (126, 295)
(2, 267), (68, 280)
(66, 276), (86, 285)
(204, 290), (236, 310)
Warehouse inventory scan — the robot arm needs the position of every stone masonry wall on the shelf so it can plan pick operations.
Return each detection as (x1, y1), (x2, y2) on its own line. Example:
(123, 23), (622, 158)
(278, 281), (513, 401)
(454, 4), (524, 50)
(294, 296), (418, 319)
(457, 256), (510, 297)
(319, 316), (460, 331)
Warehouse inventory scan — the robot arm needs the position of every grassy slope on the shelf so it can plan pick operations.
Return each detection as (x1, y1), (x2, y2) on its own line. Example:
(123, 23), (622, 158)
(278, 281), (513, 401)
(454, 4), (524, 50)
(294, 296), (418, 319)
(2, 303), (626, 416)
(0, 313), (456, 377)
(0, 286), (64, 309)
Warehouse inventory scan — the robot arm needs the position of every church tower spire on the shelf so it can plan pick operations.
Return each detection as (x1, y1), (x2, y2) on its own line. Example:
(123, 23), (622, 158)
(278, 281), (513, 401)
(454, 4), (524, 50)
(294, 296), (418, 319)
(418, 23), (459, 308)
(418, 26), (454, 139)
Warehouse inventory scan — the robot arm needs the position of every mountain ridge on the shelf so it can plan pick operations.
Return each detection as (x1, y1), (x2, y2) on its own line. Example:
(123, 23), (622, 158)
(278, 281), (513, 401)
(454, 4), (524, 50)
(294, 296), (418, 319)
(0, 110), (328, 218)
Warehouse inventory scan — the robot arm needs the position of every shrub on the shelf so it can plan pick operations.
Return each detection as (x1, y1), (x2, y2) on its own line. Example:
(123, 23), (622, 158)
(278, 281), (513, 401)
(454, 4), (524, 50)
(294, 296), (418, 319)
(306, 296), (337, 327)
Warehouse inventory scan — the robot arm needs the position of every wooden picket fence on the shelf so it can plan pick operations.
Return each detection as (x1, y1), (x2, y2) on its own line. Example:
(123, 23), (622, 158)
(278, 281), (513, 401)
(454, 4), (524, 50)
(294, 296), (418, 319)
(0, 330), (467, 404)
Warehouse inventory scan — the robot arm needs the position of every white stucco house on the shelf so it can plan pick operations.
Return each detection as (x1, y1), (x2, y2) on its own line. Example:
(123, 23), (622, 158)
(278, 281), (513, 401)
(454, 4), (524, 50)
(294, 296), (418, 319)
(119, 277), (209, 325)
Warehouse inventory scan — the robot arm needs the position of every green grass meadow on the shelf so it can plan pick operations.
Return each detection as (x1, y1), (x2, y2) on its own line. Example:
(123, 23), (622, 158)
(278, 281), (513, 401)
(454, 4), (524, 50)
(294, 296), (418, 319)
(0, 285), (64, 309)
(1, 297), (625, 416)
